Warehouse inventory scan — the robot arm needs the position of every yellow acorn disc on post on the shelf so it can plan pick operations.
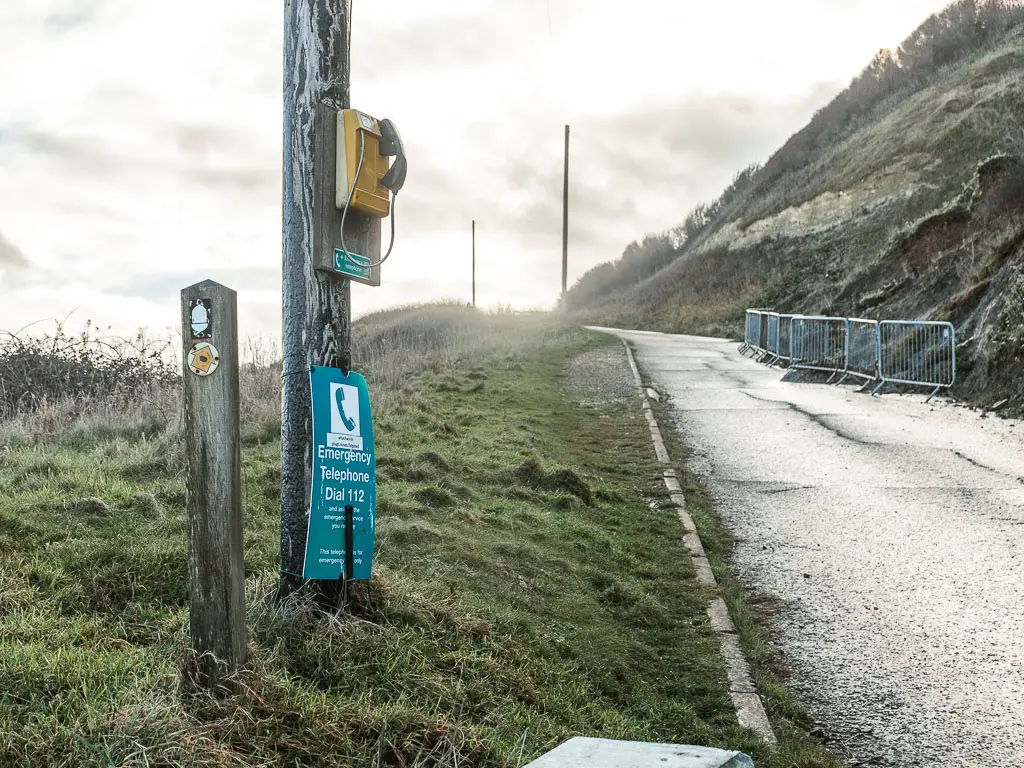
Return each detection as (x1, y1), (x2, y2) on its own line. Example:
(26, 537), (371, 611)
(187, 342), (221, 377)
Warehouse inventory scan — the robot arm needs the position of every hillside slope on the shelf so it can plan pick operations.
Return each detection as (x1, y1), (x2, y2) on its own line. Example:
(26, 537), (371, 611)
(568, 5), (1024, 406)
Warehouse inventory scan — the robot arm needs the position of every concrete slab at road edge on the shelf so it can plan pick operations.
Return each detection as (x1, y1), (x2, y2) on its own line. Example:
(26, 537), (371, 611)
(522, 737), (754, 768)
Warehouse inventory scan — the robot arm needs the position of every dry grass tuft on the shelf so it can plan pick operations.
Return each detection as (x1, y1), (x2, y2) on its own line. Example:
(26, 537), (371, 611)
(0, 303), (555, 445)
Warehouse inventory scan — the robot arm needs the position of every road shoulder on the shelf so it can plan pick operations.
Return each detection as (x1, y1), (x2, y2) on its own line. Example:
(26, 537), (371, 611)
(608, 333), (849, 768)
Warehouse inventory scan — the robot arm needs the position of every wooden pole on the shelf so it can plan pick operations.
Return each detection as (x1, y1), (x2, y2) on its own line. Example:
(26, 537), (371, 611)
(181, 280), (245, 693)
(562, 124), (570, 297)
(472, 219), (476, 308)
(565, 124), (573, 296)
(282, 0), (376, 602)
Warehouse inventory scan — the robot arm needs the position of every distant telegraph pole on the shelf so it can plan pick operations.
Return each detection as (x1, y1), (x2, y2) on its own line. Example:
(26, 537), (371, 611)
(472, 219), (476, 308)
(562, 124), (570, 297)
(282, 0), (374, 602)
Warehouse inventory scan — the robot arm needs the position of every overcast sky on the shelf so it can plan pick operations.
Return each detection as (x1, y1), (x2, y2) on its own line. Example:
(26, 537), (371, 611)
(0, 0), (956, 340)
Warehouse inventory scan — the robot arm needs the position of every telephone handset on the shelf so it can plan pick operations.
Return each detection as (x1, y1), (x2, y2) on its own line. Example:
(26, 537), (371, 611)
(336, 109), (407, 270)
(378, 118), (407, 194)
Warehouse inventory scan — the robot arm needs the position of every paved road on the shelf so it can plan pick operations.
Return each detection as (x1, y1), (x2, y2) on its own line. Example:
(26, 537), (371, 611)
(604, 329), (1024, 767)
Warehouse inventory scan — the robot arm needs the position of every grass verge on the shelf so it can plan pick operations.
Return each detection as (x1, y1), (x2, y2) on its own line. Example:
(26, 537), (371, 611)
(0, 318), (798, 767)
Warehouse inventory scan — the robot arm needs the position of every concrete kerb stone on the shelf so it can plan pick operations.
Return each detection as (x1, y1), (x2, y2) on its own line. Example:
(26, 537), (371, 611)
(625, 342), (645, 396)
(618, 339), (778, 747)
(692, 556), (718, 587)
(677, 509), (697, 534)
(648, 415), (671, 462)
(683, 533), (707, 559)
(732, 693), (775, 743)
(718, 633), (756, 693)
(708, 598), (736, 633)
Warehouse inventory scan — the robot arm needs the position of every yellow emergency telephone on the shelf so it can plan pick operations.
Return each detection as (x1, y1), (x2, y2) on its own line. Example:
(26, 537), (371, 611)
(336, 109), (406, 268)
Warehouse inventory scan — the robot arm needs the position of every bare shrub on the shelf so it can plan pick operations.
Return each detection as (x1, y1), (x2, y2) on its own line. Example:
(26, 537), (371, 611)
(1, 304), (557, 442)
(0, 320), (180, 444)
(0, 320), (175, 417)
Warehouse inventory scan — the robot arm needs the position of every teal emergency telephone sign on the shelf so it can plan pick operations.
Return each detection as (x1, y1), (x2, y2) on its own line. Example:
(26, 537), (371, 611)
(303, 366), (376, 580)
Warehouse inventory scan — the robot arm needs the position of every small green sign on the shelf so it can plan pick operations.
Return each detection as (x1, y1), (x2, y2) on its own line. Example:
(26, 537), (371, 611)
(334, 248), (371, 280)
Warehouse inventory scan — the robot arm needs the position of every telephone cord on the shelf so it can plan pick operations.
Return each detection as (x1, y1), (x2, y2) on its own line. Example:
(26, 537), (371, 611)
(339, 131), (398, 271)
(338, 130), (366, 264)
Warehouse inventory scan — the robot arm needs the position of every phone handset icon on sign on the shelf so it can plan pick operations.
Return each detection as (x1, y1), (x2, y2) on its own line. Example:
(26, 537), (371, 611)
(334, 386), (357, 432)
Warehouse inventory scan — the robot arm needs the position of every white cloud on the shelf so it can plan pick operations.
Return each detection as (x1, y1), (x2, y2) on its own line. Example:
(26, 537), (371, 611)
(0, 0), (956, 340)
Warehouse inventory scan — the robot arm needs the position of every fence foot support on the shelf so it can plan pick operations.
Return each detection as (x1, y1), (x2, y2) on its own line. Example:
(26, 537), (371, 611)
(925, 386), (942, 404)
(835, 373), (850, 386)
(871, 381), (885, 396)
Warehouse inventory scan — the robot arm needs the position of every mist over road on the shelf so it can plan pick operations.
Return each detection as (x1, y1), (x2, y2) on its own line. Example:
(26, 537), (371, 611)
(602, 328), (1024, 767)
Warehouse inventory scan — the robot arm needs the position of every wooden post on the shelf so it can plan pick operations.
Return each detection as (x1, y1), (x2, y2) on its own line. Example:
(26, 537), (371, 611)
(562, 124), (570, 297)
(180, 280), (246, 692)
(282, 0), (376, 602)
(472, 219), (476, 308)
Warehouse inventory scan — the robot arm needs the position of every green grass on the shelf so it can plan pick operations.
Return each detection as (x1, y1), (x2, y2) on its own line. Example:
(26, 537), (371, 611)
(1, 319), (832, 767)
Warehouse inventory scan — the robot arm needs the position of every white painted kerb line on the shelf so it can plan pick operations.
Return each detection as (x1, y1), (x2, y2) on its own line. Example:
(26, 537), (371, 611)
(620, 339), (777, 746)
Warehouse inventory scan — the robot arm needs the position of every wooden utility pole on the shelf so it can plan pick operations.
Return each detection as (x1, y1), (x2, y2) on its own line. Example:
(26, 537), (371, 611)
(562, 124), (570, 297)
(282, 0), (375, 600)
(180, 280), (245, 692)
(472, 219), (476, 308)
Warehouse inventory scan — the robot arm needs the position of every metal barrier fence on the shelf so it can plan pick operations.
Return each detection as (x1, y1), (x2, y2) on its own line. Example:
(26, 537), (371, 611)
(790, 316), (848, 376)
(742, 308), (957, 400)
(740, 309), (774, 355)
(777, 314), (795, 364)
(874, 321), (956, 401)
(764, 314), (796, 364)
(839, 318), (879, 385)
(764, 313), (781, 362)
(742, 310), (761, 352)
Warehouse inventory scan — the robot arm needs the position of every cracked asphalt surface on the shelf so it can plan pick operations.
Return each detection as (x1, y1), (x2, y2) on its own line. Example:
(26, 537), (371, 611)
(597, 329), (1024, 767)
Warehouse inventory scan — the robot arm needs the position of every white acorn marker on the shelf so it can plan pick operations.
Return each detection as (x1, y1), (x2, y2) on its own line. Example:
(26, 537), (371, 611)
(190, 301), (211, 338)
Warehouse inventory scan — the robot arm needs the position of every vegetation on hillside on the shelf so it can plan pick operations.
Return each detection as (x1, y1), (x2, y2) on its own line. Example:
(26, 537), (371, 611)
(0, 307), (845, 767)
(740, 0), (1024, 225)
(564, 0), (1024, 407)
